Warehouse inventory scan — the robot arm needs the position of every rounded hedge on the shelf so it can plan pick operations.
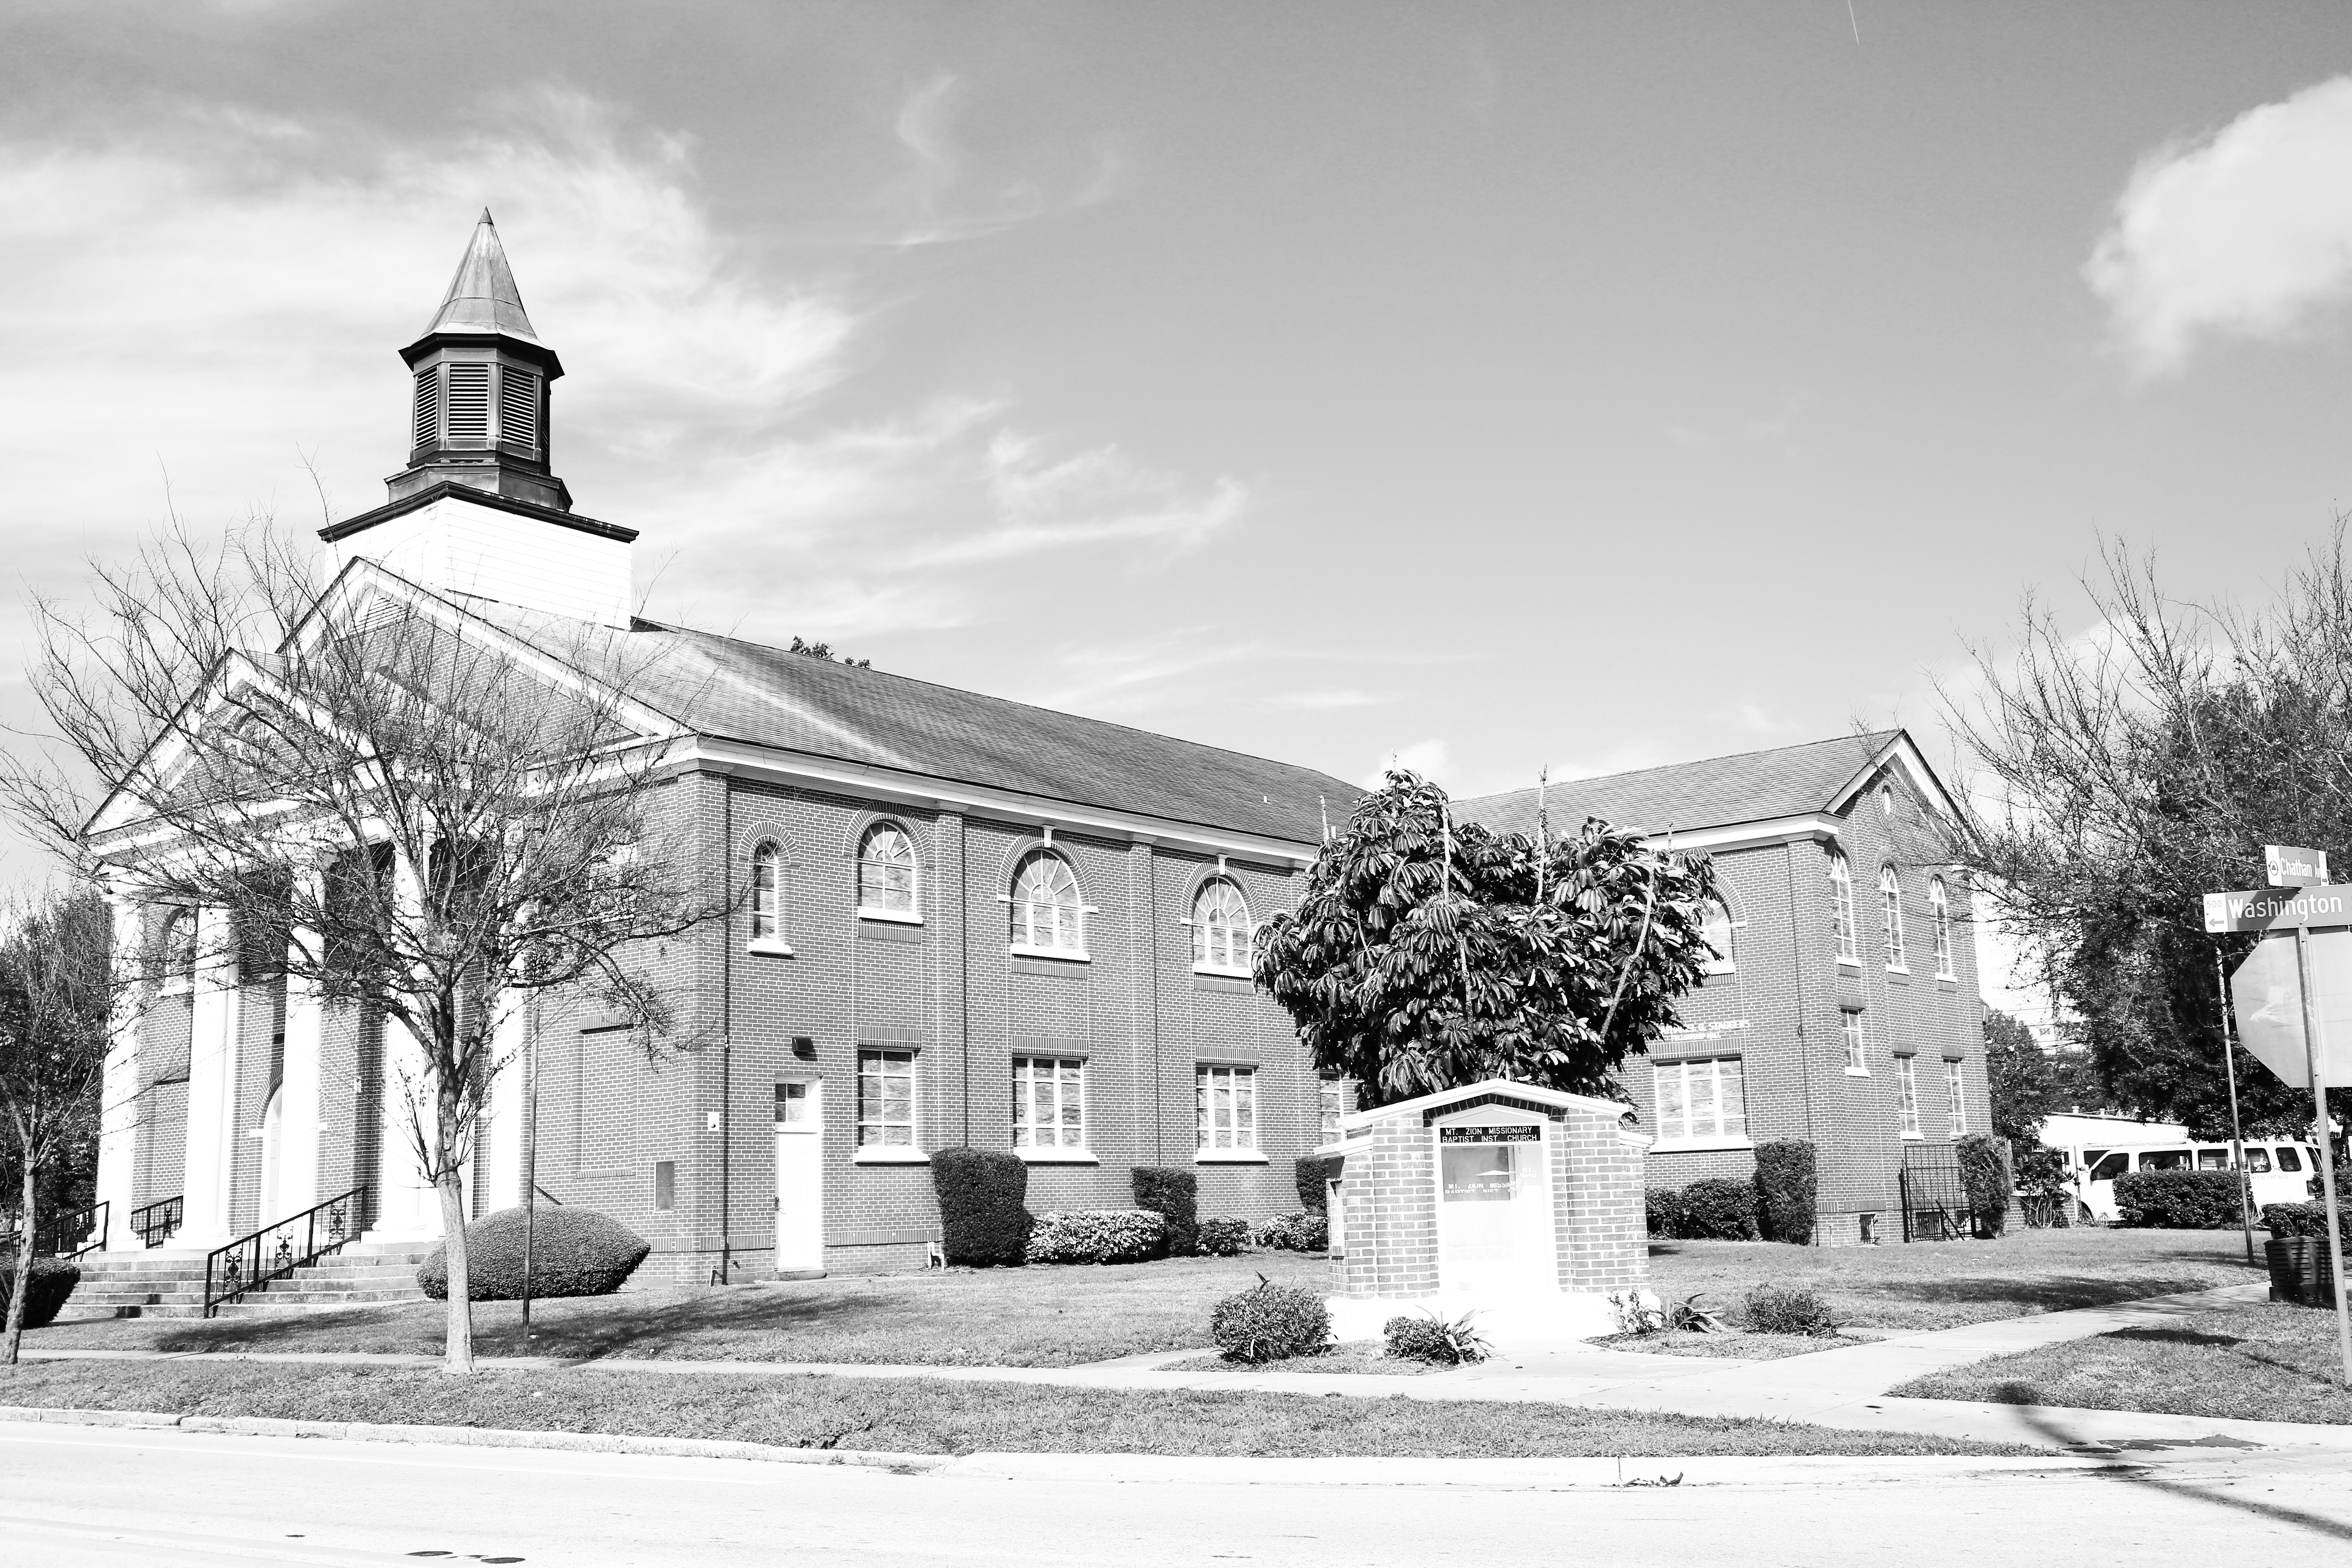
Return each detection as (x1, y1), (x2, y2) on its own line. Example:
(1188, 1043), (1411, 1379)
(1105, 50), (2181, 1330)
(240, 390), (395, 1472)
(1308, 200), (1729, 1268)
(1210, 1277), (1330, 1363)
(418, 1205), (649, 1301)
(1026, 1209), (1165, 1265)
(1252, 1211), (1328, 1252)
(931, 1148), (1033, 1266)
(1194, 1217), (1251, 1256)
(1753, 1140), (1817, 1245)
(1, 1257), (81, 1329)
(1677, 1176), (1759, 1240)
(2115, 1168), (2244, 1229)
(1131, 1167), (1199, 1256)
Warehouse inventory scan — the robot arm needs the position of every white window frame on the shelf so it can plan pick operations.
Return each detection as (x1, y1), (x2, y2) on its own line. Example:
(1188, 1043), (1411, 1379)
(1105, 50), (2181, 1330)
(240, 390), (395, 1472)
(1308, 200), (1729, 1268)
(748, 842), (791, 954)
(1650, 1056), (1749, 1149)
(1841, 1008), (1869, 1076)
(854, 1048), (924, 1160)
(1009, 850), (1089, 959)
(1191, 878), (1254, 975)
(1698, 900), (1736, 976)
(1012, 1056), (1093, 1161)
(1879, 864), (1906, 972)
(1829, 848), (1857, 964)
(1317, 1074), (1345, 1146)
(1945, 1058), (1967, 1136)
(1930, 876), (1954, 979)
(856, 823), (922, 924)
(1195, 1064), (1265, 1162)
(158, 906), (197, 995)
(1897, 1054), (1922, 1139)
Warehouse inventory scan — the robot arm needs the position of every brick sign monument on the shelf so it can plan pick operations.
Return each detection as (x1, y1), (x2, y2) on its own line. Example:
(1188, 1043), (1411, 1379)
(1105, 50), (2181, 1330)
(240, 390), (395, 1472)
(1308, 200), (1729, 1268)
(1317, 1078), (1651, 1343)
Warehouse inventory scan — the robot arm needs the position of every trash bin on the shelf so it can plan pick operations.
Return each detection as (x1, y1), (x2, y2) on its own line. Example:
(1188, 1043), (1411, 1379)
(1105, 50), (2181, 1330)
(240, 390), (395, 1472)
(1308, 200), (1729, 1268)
(2266, 1235), (2337, 1306)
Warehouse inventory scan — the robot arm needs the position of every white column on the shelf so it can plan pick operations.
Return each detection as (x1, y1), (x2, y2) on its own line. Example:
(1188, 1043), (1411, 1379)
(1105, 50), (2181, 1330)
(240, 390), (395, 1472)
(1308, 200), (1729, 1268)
(363, 851), (440, 1244)
(177, 906), (243, 1248)
(93, 896), (145, 1251)
(276, 896), (326, 1219)
(486, 1001), (528, 1213)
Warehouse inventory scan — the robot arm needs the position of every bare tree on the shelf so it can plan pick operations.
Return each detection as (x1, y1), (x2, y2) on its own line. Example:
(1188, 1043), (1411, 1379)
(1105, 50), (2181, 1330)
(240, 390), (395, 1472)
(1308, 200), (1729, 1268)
(2, 523), (722, 1374)
(0, 887), (114, 1365)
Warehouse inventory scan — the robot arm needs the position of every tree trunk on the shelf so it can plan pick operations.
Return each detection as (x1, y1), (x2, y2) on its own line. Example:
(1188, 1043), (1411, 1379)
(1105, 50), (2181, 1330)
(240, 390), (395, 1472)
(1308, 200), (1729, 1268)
(437, 1164), (474, 1375)
(3, 1154), (37, 1365)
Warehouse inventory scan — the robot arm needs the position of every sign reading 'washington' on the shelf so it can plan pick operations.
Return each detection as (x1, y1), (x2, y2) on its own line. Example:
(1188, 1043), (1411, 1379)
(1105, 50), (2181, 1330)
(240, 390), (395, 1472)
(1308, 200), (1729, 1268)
(2203, 885), (2352, 934)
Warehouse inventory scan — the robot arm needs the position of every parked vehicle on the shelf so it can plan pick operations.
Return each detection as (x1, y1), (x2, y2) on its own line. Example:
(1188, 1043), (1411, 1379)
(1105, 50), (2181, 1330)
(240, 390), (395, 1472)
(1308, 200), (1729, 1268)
(2057, 1139), (2321, 1223)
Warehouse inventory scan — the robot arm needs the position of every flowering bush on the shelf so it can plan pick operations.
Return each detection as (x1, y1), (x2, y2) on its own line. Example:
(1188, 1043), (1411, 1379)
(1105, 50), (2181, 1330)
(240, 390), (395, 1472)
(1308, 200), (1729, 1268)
(1252, 1211), (1329, 1252)
(1195, 1217), (1252, 1256)
(1024, 1209), (1166, 1265)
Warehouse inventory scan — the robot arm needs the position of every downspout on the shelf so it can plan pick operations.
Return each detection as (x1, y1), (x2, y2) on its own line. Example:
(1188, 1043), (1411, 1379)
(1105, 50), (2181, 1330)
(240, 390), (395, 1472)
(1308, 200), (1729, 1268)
(1785, 842), (1820, 1243)
(716, 776), (733, 1285)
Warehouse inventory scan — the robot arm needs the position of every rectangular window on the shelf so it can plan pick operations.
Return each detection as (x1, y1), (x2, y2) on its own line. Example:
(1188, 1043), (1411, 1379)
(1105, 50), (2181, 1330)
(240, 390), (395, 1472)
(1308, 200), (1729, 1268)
(1196, 1065), (1257, 1150)
(1318, 1075), (1345, 1144)
(857, 1049), (916, 1147)
(774, 1080), (812, 1125)
(2277, 1146), (2304, 1173)
(1841, 1009), (1868, 1074)
(498, 366), (540, 454)
(2244, 1146), (2273, 1174)
(444, 362), (492, 447)
(1944, 1059), (1967, 1136)
(1897, 1055), (1921, 1138)
(1652, 1057), (1747, 1142)
(1012, 1056), (1086, 1149)
(653, 1160), (675, 1211)
(2197, 1149), (2230, 1170)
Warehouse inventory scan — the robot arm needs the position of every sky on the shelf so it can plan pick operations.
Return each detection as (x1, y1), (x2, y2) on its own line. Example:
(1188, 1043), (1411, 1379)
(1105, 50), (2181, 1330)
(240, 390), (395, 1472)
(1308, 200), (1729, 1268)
(10, 2), (2352, 943)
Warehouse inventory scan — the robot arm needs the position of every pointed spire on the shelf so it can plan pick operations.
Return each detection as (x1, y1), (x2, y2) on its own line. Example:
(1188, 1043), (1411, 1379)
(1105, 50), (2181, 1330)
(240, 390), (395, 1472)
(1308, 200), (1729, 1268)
(419, 208), (542, 344)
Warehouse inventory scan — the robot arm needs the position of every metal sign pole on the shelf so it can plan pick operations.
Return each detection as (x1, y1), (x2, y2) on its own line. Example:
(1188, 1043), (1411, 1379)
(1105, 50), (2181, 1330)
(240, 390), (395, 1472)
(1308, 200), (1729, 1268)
(2290, 924), (2352, 1388)
(2214, 946), (2255, 1267)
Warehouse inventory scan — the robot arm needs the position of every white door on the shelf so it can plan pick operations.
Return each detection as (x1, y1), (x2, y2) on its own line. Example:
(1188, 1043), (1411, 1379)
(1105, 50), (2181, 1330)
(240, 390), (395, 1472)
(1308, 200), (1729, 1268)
(774, 1079), (824, 1276)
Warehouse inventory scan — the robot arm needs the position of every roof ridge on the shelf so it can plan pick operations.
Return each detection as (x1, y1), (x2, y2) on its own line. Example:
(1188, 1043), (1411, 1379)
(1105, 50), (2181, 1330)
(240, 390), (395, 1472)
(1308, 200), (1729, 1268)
(638, 620), (1358, 789)
(1457, 729), (1902, 807)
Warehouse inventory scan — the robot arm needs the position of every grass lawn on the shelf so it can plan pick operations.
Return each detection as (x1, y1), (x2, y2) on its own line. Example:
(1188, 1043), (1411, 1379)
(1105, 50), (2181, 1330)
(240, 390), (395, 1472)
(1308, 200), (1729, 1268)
(32, 1253), (1328, 1367)
(0, 1359), (2027, 1458)
(1160, 1346), (1454, 1375)
(1590, 1330), (1873, 1361)
(1644, 1226), (2261, 1336)
(1890, 1300), (2352, 1425)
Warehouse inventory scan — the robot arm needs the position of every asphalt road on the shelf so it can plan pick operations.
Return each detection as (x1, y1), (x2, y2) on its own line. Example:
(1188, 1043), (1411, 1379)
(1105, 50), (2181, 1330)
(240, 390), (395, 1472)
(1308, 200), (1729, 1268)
(5, 1423), (2352, 1567)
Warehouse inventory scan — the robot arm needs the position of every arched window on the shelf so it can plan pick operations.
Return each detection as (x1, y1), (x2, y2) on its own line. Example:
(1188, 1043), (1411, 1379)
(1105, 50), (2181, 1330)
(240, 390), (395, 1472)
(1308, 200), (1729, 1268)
(1009, 851), (1084, 953)
(1192, 879), (1252, 973)
(1698, 900), (1735, 975)
(1879, 782), (1895, 816)
(857, 824), (918, 918)
(749, 843), (786, 946)
(1880, 864), (1906, 970)
(1828, 849), (1856, 962)
(1929, 876), (1953, 978)
(159, 906), (197, 992)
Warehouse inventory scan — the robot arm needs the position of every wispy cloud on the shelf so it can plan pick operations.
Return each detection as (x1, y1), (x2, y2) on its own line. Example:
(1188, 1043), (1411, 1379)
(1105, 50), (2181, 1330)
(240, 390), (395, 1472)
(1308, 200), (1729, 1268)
(1266, 689), (1391, 710)
(2088, 75), (2352, 376)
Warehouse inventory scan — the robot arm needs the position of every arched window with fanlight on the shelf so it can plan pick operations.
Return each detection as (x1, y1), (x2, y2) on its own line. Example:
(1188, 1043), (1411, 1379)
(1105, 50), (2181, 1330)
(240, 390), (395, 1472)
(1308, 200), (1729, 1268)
(1828, 848), (1856, 963)
(748, 842), (789, 951)
(1192, 879), (1252, 974)
(856, 823), (919, 920)
(1009, 850), (1085, 955)
(1880, 864), (1906, 971)
(1929, 875), (1954, 978)
(1697, 899), (1735, 976)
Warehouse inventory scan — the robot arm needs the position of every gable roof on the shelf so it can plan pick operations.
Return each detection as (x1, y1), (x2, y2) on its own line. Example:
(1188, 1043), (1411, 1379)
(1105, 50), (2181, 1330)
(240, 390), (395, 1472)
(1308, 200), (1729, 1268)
(1455, 730), (1921, 839)
(445, 598), (1357, 848)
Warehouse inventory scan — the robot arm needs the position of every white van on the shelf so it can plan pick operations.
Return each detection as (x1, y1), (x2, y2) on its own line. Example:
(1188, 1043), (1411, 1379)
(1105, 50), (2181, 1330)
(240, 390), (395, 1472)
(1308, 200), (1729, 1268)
(2061, 1140), (2322, 1224)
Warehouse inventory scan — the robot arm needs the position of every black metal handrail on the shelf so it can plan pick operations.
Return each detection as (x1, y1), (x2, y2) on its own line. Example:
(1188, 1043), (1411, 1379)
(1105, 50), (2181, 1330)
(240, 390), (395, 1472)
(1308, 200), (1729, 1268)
(203, 1185), (367, 1318)
(3, 1201), (107, 1259)
(129, 1195), (183, 1250)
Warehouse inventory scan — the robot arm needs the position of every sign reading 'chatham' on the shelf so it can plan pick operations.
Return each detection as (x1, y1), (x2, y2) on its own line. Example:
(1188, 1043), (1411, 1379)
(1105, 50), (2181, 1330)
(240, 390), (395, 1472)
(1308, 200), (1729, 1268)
(2203, 884), (2352, 934)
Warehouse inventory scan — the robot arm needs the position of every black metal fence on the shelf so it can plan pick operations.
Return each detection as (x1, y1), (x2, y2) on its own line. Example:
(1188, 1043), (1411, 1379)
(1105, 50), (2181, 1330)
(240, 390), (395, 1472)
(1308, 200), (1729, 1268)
(1899, 1143), (1974, 1242)
(129, 1194), (183, 1249)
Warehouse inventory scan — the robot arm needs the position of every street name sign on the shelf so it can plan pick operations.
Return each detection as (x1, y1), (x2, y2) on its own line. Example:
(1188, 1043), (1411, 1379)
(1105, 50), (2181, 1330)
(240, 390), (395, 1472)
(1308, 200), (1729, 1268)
(2267, 844), (2332, 888)
(2203, 884), (2352, 934)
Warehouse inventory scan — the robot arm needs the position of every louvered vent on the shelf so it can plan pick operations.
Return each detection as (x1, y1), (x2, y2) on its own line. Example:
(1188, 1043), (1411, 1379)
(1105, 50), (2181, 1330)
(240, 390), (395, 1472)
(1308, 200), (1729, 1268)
(444, 363), (492, 448)
(411, 364), (441, 450)
(498, 368), (540, 455)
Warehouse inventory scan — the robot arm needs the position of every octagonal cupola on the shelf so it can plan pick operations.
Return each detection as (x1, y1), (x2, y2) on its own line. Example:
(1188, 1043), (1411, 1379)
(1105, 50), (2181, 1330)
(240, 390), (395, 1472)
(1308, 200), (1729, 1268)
(388, 209), (570, 511)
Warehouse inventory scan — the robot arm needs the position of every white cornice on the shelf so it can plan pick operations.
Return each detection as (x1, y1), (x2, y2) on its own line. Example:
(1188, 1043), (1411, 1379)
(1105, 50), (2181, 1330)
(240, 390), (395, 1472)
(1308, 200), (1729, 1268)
(1639, 813), (1844, 854)
(673, 737), (1320, 867)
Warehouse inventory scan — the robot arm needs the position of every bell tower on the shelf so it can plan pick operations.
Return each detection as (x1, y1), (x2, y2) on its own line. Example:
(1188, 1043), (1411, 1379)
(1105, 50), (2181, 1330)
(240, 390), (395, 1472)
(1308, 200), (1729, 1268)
(321, 212), (637, 628)
(388, 210), (570, 510)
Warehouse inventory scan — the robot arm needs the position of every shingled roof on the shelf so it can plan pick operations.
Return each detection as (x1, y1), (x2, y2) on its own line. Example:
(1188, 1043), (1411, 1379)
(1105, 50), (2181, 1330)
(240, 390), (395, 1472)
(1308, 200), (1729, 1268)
(456, 599), (1356, 846)
(1456, 731), (1906, 839)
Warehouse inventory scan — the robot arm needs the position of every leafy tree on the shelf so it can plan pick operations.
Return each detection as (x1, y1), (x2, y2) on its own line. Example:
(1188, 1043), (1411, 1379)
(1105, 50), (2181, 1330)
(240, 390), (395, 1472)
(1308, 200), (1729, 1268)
(1950, 537), (2352, 1147)
(1253, 768), (1720, 1107)
(1984, 1009), (2058, 1146)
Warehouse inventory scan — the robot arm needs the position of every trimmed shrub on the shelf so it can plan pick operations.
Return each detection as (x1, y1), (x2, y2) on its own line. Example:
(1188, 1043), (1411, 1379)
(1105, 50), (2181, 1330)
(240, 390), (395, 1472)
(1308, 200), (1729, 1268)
(418, 1206), (648, 1301)
(2307, 1165), (2352, 1203)
(1678, 1177), (1759, 1240)
(1131, 1166), (1198, 1256)
(1753, 1140), (1817, 1244)
(1254, 1211), (1329, 1252)
(1383, 1309), (1491, 1365)
(1025, 1209), (1165, 1265)
(2114, 1169), (2243, 1229)
(0, 1257), (81, 1330)
(1196, 1217), (1251, 1256)
(2015, 1144), (2075, 1228)
(1956, 1134), (2011, 1237)
(2264, 1202), (2352, 1242)
(1210, 1276), (1331, 1363)
(1743, 1284), (1836, 1337)
(1644, 1186), (1688, 1239)
(930, 1148), (1033, 1266)
(1294, 1153), (1337, 1214)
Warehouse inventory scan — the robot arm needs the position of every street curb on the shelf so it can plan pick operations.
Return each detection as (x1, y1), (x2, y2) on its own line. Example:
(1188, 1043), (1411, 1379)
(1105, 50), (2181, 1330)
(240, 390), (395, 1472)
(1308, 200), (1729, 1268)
(0, 1405), (943, 1472)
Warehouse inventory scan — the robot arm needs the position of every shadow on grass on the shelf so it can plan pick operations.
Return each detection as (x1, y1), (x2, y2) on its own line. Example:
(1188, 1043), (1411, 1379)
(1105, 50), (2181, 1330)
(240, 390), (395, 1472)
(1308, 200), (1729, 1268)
(2107, 1327), (2245, 1348)
(1864, 1275), (2238, 1313)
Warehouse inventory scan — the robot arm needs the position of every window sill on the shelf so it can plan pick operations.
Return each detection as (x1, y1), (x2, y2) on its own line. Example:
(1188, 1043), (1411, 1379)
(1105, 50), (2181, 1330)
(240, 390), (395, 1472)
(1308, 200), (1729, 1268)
(1899, 1131), (1924, 1141)
(1648, 1136), (1756, 1154)
(1844, 1067), (1872, 1077)
(1191, 963), (1252, 979)
(1884, 965), (1910, 977)
(857, 908), (924, 926)
(1194, 1149), (1268, 1165)
(1935, 972), (1958, 984)
(1009, 944), (1089, 963)
(852, 1147), (930, 1165)
(1836, 957), (1860, 969)
(746, 938), (795, 957)
(1014, 1147), (1099, 1165)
